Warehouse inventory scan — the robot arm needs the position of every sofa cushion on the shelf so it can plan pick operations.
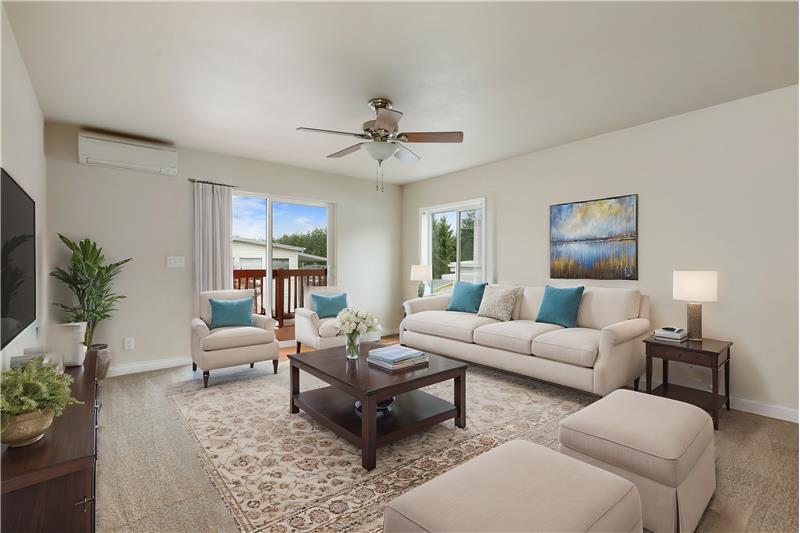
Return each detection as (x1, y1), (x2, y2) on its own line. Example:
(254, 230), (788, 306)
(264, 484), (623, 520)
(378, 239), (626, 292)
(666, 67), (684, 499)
(577, 287), (642, 330)
(402, 310), (498, 343)
(447, 281), (488, 313)
(209, 297), (254, 329)
(201, 326), (275, 351)
(383, 440), (642, 533)
(517, 286), (546, 320)
(474, 320), (563, 354)
(559, 389), (714, 487)
(312, 292), (348, 318)
(536, 285), (585, 328)
(477, 285), (521, 322)
(532, 328), (601, 367)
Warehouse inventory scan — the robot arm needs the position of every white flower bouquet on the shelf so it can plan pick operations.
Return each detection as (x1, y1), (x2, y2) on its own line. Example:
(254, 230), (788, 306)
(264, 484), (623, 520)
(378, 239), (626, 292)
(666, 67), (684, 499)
(337, 308), (379, 359)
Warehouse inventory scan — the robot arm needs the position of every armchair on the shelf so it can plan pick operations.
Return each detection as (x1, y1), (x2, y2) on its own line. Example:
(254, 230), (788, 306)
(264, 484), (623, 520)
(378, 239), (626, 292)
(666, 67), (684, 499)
(191, 289), (279, 387)
(294, 286), (352, 353)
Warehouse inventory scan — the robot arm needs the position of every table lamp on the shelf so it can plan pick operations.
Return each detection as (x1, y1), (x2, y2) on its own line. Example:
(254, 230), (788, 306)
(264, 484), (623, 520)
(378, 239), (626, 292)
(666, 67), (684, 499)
(673, 270), (718, 341)
(410, 265), (432, 298)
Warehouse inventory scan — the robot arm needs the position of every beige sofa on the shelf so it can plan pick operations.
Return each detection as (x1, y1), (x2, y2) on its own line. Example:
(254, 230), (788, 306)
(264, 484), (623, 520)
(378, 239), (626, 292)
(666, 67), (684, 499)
(400, 286), (650, 396)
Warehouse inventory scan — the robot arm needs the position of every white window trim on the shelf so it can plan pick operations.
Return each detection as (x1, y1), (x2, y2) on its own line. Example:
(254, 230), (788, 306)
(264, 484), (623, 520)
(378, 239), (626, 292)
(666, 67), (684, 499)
(419, 197), (487, 287)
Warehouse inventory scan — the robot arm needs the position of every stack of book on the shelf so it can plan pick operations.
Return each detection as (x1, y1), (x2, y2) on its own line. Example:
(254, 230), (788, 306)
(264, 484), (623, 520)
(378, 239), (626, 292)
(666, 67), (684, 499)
(653, 327), (688, 342)
(368, 345), (429, 372)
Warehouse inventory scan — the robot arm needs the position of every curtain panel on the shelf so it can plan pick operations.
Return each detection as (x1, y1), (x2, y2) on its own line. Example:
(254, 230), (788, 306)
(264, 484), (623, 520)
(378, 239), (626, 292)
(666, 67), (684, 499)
(193, 182), (233, 313)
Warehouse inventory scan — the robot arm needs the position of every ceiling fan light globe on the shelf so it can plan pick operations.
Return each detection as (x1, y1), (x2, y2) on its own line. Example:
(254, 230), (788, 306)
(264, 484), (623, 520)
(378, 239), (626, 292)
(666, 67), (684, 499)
(363, 142), (398, 162)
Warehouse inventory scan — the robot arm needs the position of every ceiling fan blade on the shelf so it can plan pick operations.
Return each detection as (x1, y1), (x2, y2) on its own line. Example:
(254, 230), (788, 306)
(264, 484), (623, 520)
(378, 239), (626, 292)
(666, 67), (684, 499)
(397, 131), (464, 143)
(393, 143), (420, 163)
(327, 143), (363, 158)
(297, 127), (367, 139)
(375, 108), (403, 132)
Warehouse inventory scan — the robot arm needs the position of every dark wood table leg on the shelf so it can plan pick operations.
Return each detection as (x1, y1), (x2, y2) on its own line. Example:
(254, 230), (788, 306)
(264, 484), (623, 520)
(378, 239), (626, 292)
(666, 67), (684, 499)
(646, 353), (653, 393)
(724, 354), (731, 411)
(711, 365), (719, 430)
(361, 395), (377, 470)
(454, 370), (466, 429)
(290, 363), (299, 414)
(662, 359), (669, 391)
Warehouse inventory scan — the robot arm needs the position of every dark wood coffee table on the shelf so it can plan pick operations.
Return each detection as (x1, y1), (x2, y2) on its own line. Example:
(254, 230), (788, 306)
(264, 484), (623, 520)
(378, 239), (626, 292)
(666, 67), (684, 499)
(288, 342), (467, 470)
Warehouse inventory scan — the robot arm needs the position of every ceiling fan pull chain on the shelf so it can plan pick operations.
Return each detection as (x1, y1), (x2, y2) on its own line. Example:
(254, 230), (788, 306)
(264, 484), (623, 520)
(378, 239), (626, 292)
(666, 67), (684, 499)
(375, 162), (380, 191)
(380, 162), (385, 192)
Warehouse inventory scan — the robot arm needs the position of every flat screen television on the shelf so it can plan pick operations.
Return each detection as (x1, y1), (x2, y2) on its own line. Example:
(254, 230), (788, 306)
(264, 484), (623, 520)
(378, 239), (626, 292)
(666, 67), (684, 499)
(1, 168), (36, 349)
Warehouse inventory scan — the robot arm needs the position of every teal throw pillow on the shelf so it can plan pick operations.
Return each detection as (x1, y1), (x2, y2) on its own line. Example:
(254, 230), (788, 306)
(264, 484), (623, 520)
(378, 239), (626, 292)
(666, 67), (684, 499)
(209, 297), (254, 329)
(536, 285), (585, 328)
(446, 282), (488, 313)
(312, 292), (348, 318)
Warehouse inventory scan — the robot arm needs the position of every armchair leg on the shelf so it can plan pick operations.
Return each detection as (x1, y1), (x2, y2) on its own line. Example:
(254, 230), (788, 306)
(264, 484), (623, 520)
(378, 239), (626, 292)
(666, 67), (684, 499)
(273, 359), (279, 374)
(203, 371), (209, 388)
(192, 362), (197, 372)
(296, 341), (302, 353)
(633, 377), (640, 392)
(250, 362), (254, 368)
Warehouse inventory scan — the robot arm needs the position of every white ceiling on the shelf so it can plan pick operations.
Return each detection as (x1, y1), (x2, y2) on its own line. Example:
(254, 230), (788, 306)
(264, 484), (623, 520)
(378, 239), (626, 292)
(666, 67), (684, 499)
(5, 2), (797, 184)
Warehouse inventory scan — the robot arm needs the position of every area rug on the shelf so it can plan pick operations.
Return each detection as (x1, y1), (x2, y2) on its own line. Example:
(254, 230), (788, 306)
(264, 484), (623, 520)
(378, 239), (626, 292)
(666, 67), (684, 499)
(169, 363), (594, 533)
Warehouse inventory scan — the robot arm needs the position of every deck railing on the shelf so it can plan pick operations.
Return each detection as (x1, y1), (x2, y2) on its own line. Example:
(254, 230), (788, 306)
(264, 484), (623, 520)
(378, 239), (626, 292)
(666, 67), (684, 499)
(232, 268), (328, 327)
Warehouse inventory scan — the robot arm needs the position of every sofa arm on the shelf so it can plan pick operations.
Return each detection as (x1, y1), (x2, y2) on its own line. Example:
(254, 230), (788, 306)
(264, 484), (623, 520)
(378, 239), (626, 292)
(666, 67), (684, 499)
(600, 318), (651, 346)
(253, 314), (276, 332)
(593, 318), (650, 396)
(403, 295), (450, 316)
(294, 307), (321, 343)
(191, 317), (210, 339)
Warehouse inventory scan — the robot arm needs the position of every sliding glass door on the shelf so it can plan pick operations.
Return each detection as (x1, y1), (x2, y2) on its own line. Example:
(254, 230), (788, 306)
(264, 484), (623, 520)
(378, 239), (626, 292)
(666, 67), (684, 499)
(232, 194), (333, 331)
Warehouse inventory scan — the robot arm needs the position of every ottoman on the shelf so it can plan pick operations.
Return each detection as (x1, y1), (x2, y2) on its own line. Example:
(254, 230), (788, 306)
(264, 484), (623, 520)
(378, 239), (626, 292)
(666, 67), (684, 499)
(383, 440), (642, 533)
(559, 390), (715, 533)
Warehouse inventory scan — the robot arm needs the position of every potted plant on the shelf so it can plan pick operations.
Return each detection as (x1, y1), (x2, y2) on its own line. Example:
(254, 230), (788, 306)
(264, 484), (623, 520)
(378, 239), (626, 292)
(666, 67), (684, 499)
(50, 234), (131, 378)
(1, 358), (81, 447)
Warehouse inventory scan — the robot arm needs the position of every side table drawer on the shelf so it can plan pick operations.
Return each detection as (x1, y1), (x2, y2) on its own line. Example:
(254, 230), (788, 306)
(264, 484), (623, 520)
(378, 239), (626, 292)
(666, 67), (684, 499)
(647, 345), (712, 366)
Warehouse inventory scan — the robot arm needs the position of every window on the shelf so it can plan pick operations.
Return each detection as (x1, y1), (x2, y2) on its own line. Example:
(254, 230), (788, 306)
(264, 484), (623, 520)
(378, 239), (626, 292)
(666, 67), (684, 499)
(420, 199), (485, 294)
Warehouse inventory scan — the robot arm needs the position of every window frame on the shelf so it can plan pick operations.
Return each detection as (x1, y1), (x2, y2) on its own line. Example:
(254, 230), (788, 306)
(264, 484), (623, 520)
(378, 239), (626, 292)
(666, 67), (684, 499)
(419, 198), (486, 291)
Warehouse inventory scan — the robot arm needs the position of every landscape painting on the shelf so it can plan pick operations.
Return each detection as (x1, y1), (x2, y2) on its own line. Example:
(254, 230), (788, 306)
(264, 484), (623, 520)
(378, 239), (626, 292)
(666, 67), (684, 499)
(550, 194), (637, 280)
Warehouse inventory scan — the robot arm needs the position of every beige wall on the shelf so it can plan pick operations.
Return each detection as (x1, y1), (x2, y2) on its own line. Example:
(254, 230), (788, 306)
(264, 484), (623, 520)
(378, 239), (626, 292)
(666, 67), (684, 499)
(401, 86), (798, 418)
(45, 122), (402, 372)
(0, 8), (47, 366)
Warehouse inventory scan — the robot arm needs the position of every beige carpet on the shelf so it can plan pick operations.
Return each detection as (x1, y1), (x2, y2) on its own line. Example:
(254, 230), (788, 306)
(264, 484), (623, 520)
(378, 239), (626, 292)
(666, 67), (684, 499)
(169, 364), (592, 532)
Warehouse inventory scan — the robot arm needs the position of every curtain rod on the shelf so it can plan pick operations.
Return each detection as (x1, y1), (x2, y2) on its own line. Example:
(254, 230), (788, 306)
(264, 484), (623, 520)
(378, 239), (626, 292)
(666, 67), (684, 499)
(187, 178), (237, 188)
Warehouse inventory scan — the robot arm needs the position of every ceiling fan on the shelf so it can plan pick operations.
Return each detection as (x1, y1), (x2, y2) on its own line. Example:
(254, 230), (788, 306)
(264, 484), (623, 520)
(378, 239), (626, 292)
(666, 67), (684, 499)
(297, 98), (463, 191)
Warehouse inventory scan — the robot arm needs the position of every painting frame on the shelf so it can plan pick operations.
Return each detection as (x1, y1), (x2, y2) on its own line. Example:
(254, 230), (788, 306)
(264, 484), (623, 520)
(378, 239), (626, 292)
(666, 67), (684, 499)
(549, 193), (638, 280)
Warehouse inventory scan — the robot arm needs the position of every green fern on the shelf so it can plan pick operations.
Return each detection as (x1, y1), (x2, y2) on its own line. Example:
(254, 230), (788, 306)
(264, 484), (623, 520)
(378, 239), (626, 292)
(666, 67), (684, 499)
(1, 358), (82, 430)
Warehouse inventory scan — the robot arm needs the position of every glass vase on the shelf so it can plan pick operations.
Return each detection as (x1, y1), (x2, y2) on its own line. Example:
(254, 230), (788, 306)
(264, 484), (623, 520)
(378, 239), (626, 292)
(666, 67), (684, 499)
(345, 333), (360, 360)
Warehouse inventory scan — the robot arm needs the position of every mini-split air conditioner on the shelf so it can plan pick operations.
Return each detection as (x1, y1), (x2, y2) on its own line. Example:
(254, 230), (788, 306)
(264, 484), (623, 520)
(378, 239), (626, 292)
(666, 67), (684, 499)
(78, 132), (179, 176)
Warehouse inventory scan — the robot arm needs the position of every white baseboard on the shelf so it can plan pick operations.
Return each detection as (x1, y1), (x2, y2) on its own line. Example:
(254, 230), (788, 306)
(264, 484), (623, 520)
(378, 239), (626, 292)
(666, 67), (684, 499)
(641, 377), (798, 423)
(106, 356), (192, 378)
(278, 339), (296, 349)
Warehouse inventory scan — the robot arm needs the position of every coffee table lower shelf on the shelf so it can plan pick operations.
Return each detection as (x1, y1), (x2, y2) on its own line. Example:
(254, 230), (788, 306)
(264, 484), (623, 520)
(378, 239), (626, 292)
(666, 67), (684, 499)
(293, 386), (457, 450)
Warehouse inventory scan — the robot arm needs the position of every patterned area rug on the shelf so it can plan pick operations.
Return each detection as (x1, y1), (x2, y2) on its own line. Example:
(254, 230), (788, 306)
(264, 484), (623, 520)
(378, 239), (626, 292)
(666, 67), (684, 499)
(169, 363), (594, 532)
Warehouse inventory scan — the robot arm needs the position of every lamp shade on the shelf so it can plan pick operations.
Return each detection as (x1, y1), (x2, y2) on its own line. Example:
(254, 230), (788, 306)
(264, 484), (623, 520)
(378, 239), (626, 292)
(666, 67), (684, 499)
(673, 270), (718, 302)
(410, 264), (433, 281)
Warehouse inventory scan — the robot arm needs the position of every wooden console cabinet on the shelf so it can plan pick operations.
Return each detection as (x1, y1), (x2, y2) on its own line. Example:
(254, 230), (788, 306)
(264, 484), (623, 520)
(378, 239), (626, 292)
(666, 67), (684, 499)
(1, 351), (99, 532)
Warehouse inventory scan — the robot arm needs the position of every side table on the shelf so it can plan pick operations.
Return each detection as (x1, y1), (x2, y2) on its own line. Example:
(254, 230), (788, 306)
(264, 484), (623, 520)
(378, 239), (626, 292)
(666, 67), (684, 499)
(643, 336), (732, 429)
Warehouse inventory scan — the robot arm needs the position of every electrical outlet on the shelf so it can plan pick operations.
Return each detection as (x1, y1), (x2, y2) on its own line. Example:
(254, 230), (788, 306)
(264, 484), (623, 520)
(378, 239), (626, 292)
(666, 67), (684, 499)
(124, 337), (135, 350)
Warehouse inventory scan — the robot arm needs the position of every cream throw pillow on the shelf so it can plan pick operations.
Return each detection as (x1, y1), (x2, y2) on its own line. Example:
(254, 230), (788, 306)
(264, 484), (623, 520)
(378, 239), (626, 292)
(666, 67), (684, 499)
(477, 286), (521, 321)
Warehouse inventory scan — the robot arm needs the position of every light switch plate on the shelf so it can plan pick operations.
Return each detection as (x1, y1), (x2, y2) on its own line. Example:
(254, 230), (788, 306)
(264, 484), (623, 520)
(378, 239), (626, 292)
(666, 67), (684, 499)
(124, 337), (135, 350)
(166, 256), (185, 268)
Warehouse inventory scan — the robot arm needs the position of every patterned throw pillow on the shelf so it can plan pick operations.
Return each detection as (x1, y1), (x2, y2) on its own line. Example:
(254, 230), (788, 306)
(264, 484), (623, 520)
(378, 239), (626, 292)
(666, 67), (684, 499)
(477, 286), (521, 322)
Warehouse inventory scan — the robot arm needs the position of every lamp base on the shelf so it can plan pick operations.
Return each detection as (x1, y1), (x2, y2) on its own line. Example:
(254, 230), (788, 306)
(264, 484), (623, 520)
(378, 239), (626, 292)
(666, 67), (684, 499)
(687, 303), (703, 341)
(417, 281), (425, 298)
